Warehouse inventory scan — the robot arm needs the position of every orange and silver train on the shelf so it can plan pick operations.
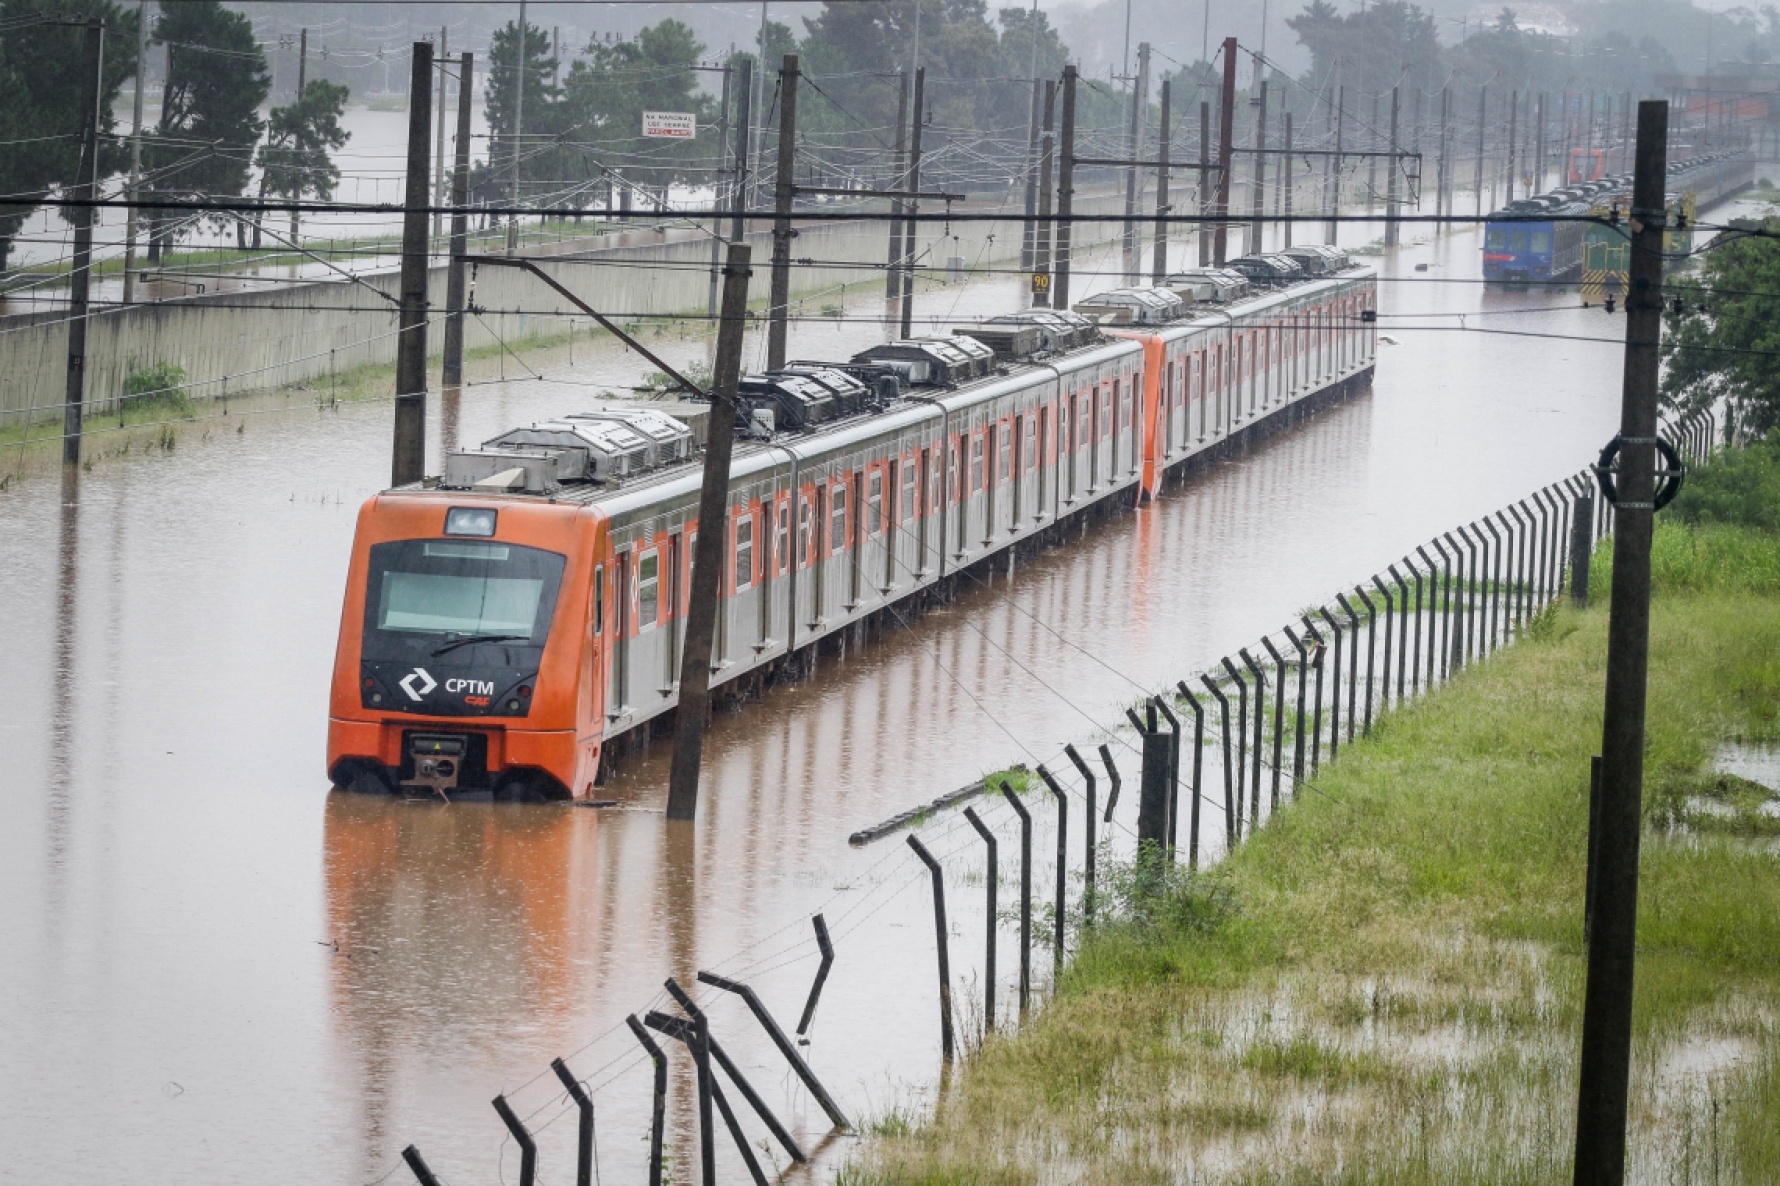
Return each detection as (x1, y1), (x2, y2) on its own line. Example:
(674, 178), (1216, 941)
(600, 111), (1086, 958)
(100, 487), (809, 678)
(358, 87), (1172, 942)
(328, 257), (1378, 799)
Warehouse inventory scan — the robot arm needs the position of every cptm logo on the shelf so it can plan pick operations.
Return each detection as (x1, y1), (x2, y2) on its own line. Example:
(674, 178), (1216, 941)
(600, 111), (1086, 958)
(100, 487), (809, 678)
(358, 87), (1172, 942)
(399, 668), (438, 701)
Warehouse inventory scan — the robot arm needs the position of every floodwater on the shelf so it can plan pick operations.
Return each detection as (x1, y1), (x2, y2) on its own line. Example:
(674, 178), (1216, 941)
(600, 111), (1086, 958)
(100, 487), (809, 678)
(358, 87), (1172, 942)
(0, 209), (1756, 1184)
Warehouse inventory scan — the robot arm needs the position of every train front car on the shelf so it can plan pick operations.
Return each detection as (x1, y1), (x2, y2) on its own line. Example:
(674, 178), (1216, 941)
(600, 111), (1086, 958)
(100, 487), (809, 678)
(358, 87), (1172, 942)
(328, 495), (605, 801)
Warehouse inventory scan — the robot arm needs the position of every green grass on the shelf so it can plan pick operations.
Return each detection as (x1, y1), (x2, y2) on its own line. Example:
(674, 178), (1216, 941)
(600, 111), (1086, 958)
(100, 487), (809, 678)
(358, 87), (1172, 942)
(847, 452), (1780, 1183)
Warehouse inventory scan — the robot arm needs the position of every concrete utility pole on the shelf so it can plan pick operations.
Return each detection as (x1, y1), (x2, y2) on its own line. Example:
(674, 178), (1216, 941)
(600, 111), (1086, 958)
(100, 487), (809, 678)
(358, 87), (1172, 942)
(433, 26), (448, 239)
(506, 0), (527, 254)
(1366, 90), (1379, 212)
(1506, 90), (1518, 204)
(665, 242), (754, 823)
(1535, 92), (1546, 193)
(1384, 85), (1399, 247)
(1151, 79), (1172, 281)
(1021, 78), (1040, 271)
(1475, 85), (1487, 215)
(1328, 85), (1344, 243)
(707, 64), (732, 319)
(1248, 80), (1267, 255)
(442, 52), (474, 390)
(122, 0), (148, 305)
(62, 20), (104, 466)
(1034, 80), (1055, 306)
(1213, 37), (1236, 264)
(898, 66), (926, 338)
(1281, 110), (1292, 249)
(392, 40), (434, 487)
(729, 57), (752, 244)
(292, 28), (307, 240)
(1570, 98), (1668, 1186)
(886, 70), (908, 303)
(766, 53), (798, 368)
(1123, 42), (1151, 281)
(1055, 64), (1077, 307)
(1437, 87), (1450, 218)
(1199, 99), (1212, 265)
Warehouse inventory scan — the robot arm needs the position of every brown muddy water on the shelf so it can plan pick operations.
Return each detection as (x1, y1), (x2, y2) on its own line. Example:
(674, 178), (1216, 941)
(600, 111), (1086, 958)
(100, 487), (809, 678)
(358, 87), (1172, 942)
(0, 219), (1702, 1183)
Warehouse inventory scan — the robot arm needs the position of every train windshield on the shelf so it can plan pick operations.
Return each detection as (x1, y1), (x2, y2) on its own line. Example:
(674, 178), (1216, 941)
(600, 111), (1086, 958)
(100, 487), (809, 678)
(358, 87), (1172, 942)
(1486, 228), (1507, 250)
(362, 539), (566, 657)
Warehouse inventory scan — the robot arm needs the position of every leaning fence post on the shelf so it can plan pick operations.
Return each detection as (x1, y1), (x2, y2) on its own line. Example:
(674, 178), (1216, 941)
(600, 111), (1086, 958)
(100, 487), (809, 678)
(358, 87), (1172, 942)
(1219, 657), (1249, 829)
(1300, 618), (1327, 771)
(1389, 564), (1411, 698)
(624, 1015), (668, 1186)
(1200, 674), (1237, 846)
(1239, 649), (1266, 822)
(1097, 743), (1121, 822)
(1456, 525), (1480, 665)
(1370, 576), (1395, 713)
(692, 972), (849, 1132)
(1318, 607), (1343, 757)
(1064, 744), (1097, 925)
(656, 982), (716, 1186)
(1176, 683), (1206, 868)
(796, 914), (834, 1038)
(492, 1095), (539, 1186)
(1570, 490), (1595, 608)
(1036, 764), (1068, 975)
(1150, 704), (1181, 851)
(1481, 516), (1503, 652)
(1354, 588), (1378, 735)
(1335, 594), (1361, 741)
(1532, 488), (1555, 606)
(402, 1146), (444, 1186)
(1260, 637), (1289, 807)
(549, 1058), (595, 1186)
(999, 779), (1032, 1016)
(1283, 626), (1309, 785)
(644, 1009), (774, 1185)
(962, 807), (998, 1035)
(906, 834), (955, 1062)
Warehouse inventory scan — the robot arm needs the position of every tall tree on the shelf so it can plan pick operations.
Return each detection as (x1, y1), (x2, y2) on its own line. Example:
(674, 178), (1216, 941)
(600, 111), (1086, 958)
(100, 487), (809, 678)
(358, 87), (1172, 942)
(0, 0), (138, 278)
(557, 19), (715, 202)
(256, 78), (351, 239)
(142, 0), (269, 258)
(1661, 229), (1780, 438)
(482, 18), (562, 204)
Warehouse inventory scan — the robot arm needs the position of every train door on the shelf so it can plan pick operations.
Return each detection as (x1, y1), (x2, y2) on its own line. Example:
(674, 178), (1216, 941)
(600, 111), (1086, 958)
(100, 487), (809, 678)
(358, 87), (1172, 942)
(1065, 391), (1079, 505)
(730, 507), (752, 659)
(798, 485), (818, 630)
(983, 422), (997, 544)
(852, 469), (867, 609)
(883, 458), (898, 592)
(1036, 404), (1050, 519)
(664, 531), (682, 687)
(613, 548), (631, 714)
(766, 493), (787, 646)
(916, 446), (933, 576)
(829, 479), (848, 617)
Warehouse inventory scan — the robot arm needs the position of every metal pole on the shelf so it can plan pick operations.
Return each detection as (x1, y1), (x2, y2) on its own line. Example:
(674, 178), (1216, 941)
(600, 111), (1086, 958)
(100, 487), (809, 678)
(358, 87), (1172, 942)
(1214, 37), (1237, 264)
(491, 1095), (538, 1186)
(1200, 100), (1212, 265)
(1282, 111), (1293, 249)
(1200, 674), (1235, 848)
(1475, 85), (1488, 216)
(1572, 99), (1669, 1186)
(624, 1016), (667, 1186)
(1319, 608), (1343, 757)
(898, 66), (925, 339)
(962, 807), (997, 1033)
(1056, 65), (1077, 307)
(506, 0), (526, 253)
(391, 41), (433, 486)
(796, 914), (834, 1036)
(433, 26), (448, 239)
(1249, 80), (1268, 255)
(1123, 43), (1150, 280)
(729, 57), (752, 243)
(999, 780), (1032, 1015)
(549, 1059), (595, 1186)
(1437, 87), (1450, 218)
(707, 65), (732, 319)
(886, 69), (908, 303)
(1177, 684), (1206, 867)
(906, 835), (955, 1062)
(767, 53), (799, 368)
(1384, 85), (1400, 246)
(1220, 657), (1249, 833)
(1021, 77), (1040, 271)
(1034, 81), (1055, 306)
(1152, 79), (1171, 281)
(666, 243), (754, 821)
(60, 20), (104, 467)
(1356, 588), (1377, 734)
(402, 1146), (444, 1186)
(122, 0), (147, 305)
(1037, 764), (1068, 974)
(1065, 744), (1096, 924)
(442, 52), (474, 389)
(1571, 492), (1596, 607)
(1506, 90), (1518, 203)
(1329, 85), (1345, 243)
(696, 971), (849, 1129)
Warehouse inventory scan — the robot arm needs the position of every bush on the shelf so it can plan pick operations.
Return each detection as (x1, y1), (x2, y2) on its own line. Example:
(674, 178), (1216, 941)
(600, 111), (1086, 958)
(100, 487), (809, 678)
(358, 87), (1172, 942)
(1665, 433), (1780, 531)
(122, 360), (191, 416)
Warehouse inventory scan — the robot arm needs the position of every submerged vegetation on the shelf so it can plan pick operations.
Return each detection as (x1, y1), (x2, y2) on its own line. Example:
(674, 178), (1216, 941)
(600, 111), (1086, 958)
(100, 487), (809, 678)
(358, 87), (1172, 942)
(844, 445), (1780, 1184)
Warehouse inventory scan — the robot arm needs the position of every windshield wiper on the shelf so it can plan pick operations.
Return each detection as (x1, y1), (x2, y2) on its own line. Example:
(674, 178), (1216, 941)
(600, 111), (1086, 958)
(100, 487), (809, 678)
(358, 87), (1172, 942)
(431, 634), (532, 656)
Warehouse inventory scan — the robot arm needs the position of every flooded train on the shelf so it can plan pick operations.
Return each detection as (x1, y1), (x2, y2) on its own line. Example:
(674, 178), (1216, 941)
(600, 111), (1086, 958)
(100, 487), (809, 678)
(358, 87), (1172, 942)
(327, 256), (1378, 800)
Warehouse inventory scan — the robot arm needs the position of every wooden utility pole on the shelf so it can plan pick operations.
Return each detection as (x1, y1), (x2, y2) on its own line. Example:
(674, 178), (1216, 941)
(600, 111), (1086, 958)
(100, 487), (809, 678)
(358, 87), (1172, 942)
(666, 243), (754, 822)
(766, 53), (798, 368)
(61, 21), (103, 467)
(1213, 37), (1236, 264)
(728, 57), (752, 244)
(391, 40), (433, 487)
(1151, 79), (1171, 281)
(898, 66), (925, 339)
(1055, 65), (1077, 305)
(442, 51), (474, 390)
(1570, 98), (1668, 1186)
(707, 64), (732, 319)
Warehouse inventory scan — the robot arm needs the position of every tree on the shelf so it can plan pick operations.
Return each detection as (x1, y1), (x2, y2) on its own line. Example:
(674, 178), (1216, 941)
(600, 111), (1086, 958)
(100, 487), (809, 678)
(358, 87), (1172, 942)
(1286, 0), (1443, 97)
(256, 78), (350, 241)
(557, 20), (715, 202)
(1661, 228), (1780, 438)
(142, 0), (269, 258)
(482, 18), (562, 204)
(0, 0), (138, 277)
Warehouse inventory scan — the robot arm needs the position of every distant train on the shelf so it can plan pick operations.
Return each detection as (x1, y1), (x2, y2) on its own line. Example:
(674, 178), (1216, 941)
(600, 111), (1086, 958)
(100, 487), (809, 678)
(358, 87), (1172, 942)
(326, 259), (1378, 800)
(1483, 151), (1753, 287)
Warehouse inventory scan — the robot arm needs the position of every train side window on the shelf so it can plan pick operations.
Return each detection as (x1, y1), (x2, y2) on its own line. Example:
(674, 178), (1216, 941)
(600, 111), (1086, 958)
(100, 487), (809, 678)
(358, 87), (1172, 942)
(1024, 414), (1036, 470)
(735, 515), (753, 588)
(638, 552), (659, 628)
(592, 564), (605, 635)
(776, 500), (790, 575)
(831, 483), (848, 552)
(868, 469), (883, 535)
(970, 433), (985, 492)
(998, 423), (1011, 482)
(799, 495), (815, 566)
(1531, 230), (1551, 253)
(931, 444), (944, 512)
(901, 457), (918, 520)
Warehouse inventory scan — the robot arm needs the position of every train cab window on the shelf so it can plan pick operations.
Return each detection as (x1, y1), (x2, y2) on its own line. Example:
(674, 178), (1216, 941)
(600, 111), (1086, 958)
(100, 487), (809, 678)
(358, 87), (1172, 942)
(1509, 229), (1529, 253)
(902, 461), (918, 521)
(362, 539), (566, 659)
(831, 484), (848, 552)
(1486, 228), (1508, 250)
(734, 516), (753, 588)
(637, 551), (659, 628)
(868, 470), (884, 535)
(970, 434), (985, 492)
(1531, 230), (1552, 254)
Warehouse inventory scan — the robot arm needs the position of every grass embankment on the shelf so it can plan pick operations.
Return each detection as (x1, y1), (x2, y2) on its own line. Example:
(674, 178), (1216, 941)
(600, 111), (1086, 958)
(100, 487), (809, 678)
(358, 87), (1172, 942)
(847, 446), (1780, 1185)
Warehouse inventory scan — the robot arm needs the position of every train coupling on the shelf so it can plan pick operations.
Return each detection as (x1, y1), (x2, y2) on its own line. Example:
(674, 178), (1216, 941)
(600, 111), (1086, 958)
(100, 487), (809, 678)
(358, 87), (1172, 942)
(402, 733), (468, 796)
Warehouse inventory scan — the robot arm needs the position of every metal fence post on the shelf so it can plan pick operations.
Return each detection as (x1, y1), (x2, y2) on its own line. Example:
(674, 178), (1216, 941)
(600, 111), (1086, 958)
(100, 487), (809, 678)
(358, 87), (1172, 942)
(1097, 743), (1122, 822)
(1137, 705), (1173, 848)
(1335, 594), (1361, 740)
(549, 1058), (595, 1186)
(624, 1015), (667, 1186)
(1485, 515), (1506, 652)
(1177, 683), (1207, 867)
(1319, 608), (1344, 756)
(1200, 674), (1237, 846)
(1064, 744), (1097, 925)
(962, 807), (998, 1034)
(1432, 536), (1455, 678)
(1302, 618), (1328, 770)
(1457, 525), (1481, 665)
(1369, 578), (1394, 713)
(999, 779), (1032, 1015)
(1220, 657), (1249, 829)
(1355, 588), (1378, 735)
(1571, 491), (1596, 608)
(1036, 764), (1068, 973)
(1390, 566), (1411, 698)
(402, 1146), (444, 1186)
(1239, 649), (1267, 821)
(906, 835), (955, 1062)
(1261, 637), (1289, 807)
(1284, 626), (1309, 785)
(492, 1095), (539, 1186)
(693, 972), (848, 1132)
(1533, 488), (1556, 605)
(796, 914), (834, 1037)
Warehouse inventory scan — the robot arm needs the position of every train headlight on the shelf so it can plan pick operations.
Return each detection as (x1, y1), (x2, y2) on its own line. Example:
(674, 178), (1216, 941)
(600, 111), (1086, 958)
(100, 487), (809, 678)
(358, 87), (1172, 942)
(444, 507), (497, 537)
